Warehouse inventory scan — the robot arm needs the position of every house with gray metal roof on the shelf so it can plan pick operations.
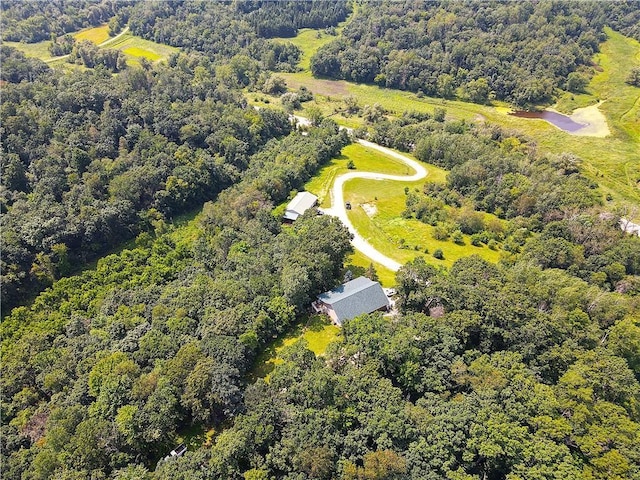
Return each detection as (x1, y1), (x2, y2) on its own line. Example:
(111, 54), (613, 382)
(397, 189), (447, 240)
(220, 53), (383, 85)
(314, 276), (390, 326)
(283, 191), (318, 222)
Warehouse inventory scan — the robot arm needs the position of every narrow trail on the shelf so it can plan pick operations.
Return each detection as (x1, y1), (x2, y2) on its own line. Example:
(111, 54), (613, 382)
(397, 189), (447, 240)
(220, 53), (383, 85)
(97, 26), (130, 47)
(293, 116), (428, 272)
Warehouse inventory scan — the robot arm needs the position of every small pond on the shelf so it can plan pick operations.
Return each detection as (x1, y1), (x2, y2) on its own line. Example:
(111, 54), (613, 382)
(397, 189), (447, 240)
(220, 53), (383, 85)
(509, 110), (587, 133)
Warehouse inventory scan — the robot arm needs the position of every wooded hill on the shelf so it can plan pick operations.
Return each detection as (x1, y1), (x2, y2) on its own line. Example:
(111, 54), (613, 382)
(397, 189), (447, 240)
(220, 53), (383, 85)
(1, 2), (639, 479)
(311, 1), (640, 107)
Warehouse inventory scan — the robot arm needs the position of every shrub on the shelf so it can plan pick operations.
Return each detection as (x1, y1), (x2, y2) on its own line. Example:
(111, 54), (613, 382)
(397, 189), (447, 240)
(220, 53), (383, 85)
(432, 225), (450, 241)
(433, 249), (444, 259)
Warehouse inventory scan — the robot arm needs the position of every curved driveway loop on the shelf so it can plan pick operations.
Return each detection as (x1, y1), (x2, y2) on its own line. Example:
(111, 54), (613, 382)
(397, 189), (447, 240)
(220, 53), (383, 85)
(293, 116), (428, 271)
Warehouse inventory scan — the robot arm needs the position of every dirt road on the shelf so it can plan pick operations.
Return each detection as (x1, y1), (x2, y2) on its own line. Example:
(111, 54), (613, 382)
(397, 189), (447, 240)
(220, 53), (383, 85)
(293, 115), (429, 271)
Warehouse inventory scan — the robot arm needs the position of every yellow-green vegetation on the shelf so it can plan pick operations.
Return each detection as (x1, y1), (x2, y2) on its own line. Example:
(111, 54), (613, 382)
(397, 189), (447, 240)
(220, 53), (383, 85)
(5, 24), (111, 62)
(4, 40), (54, 61)
(344, 178), (502, 269)
(304, 142), (415, 207)
(5, 29), (177, 66)
(100, 32), (178, 64)
(251, 315), (340, 380)
(73, 24), (110, 44)
(343, 250), (395, 287)
(122, 46), (162, 61)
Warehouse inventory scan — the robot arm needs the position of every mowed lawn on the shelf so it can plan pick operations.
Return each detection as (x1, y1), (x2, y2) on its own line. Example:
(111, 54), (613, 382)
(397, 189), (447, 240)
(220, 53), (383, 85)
(304, 142), (419, 207)
(250, 315), (341, 381)
(344, 177), (503, 269)
(344, 250), (396, 287)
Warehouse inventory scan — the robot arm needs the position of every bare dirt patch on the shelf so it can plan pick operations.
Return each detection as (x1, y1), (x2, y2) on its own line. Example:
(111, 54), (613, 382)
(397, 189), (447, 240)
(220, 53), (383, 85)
(361, 203), (378, 217)
(280, 74), (350, 96)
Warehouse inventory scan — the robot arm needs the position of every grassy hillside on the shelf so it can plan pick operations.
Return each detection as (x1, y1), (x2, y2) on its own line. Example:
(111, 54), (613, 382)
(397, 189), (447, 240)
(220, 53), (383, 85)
(344, 178), (503, 269)
(101, 32), (178, 64)
(304, 142), (417, 207)
(5, 29), (177, 66)
(74, 24), (110, 44)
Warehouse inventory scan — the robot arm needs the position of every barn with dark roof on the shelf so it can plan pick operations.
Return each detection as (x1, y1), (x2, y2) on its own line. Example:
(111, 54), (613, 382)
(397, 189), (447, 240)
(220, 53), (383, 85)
(314, 276), (390, 326)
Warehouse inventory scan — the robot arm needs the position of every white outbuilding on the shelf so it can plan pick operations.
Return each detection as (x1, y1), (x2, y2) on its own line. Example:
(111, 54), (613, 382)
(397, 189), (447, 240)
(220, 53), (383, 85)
(283, 191), (318, 222)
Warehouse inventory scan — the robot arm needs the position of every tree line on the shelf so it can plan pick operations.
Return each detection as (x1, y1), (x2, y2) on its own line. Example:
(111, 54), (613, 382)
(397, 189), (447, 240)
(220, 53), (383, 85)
(0, 47), (293, 313)
(1, 0), (134, 43)
(310, 0), (640, 108)
(127, 1), (349, 69)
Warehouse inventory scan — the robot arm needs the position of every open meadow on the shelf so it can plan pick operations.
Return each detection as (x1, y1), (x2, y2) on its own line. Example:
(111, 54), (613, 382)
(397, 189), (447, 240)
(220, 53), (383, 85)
(270, 27), (640, 217)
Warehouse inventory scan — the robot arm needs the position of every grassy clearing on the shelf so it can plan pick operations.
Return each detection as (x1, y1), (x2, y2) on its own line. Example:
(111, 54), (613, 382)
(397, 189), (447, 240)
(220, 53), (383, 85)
(304, 142), (417, 207)
(344, 178), (502, 269)
(4, 40), (53, 61)
(344, 250), (396, 287)
(122, 46), (162, 61)
(274, 29), (340, 72)
(102, 33), (178, 64)
(273, 3), (355, 71)
(273, 27), (639, 216)
(250, 314), (340, 381)
(5, 29), (177, 66)
(74, 24), (110, 44)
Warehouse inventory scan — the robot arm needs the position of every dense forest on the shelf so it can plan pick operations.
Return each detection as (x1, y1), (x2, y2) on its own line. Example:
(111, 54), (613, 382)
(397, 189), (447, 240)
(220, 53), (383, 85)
(128, 0), (349, 66)
(0, 0), (133, 43)
(2, 1), (640, 479)
(0, 46), (295, 312)
(3, 106), (639, 477)
(311, 0), (640, 107)
(188, 260), (640, 480)
(1, 121), (351, 479)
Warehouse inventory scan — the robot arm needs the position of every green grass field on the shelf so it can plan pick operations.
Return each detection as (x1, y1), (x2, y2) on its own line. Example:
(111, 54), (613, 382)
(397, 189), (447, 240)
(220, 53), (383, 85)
(304, 142), (419, 207)
(274, 29), (339, 72)
(98, 32), (178, 64)
(250, 315), (340, 380)
(270, 27), (640, 217)
(74, 24), (110, 44)
(5, 29), (176, 66)
(5, 24), (110, 62)
(4, 39), (55, 61)
(343, 178), (502, 269)
(302, 137), (491, 275)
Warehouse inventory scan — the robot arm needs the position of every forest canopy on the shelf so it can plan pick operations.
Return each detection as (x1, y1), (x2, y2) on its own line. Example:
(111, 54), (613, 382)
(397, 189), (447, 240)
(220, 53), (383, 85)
(2, 2), (640, 479)
(310, 0), (640, 107)
(0, 48), (294, 312)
